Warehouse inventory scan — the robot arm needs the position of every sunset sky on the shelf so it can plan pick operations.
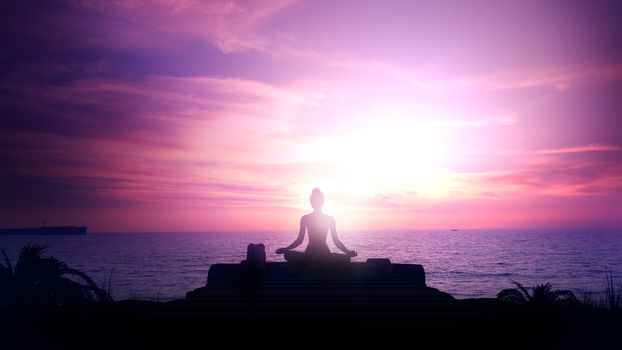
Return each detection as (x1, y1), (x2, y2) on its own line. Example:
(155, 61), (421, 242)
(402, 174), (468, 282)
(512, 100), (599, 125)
(1, 0), (621, 232)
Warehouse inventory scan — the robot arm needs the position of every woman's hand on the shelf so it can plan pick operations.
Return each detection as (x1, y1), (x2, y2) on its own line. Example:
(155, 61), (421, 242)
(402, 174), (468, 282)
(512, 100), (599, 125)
(347, 250), (357, 257)
(275, 247), (287, 254)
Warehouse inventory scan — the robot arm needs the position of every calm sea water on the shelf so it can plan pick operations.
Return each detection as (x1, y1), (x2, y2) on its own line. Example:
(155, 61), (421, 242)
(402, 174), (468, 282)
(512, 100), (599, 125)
(1, 229), (620, 301)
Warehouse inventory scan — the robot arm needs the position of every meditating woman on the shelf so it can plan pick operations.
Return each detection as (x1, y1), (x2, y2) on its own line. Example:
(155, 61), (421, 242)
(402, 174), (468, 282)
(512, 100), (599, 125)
(276, 188), (357, 264)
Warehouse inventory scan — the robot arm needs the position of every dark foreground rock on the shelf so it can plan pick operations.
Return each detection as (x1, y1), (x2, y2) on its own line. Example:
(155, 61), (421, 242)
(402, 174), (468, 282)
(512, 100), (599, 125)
(1, 260), (620, 349)
(2, 298), (620, 349)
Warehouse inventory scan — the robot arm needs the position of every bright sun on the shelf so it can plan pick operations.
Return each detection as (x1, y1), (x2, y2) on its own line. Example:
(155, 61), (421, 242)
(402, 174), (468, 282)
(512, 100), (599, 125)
(303, 120), (456, 200)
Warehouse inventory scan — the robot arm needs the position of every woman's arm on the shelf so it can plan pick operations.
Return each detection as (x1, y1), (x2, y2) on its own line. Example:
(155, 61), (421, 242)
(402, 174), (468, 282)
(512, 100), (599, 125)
(276, 216), (306, 254)
(330, 217), (357, 257)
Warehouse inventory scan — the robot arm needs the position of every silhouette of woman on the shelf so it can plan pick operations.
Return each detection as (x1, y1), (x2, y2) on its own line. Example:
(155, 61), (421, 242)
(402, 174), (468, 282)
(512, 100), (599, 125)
(276, 188), (357, 264)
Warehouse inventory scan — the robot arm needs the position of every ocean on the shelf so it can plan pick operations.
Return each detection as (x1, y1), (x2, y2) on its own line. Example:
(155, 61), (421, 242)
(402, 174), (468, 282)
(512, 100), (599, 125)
(1, 229), (620, 301)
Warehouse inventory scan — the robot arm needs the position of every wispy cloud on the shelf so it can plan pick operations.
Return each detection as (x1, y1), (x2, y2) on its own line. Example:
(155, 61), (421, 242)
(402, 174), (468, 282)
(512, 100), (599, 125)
(472, 143), (622, 157)
(441, 64), (622, 92)
(2, 0), (622, 230)
(457, 145), (622, 198)
(76, 0), (299, 53)
(433, 114), (519, 129)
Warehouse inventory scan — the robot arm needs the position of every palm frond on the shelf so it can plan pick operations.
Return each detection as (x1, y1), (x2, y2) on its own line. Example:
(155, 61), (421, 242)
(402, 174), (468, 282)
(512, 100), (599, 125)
(531, 283), (554, 304)
(500, 280), (581, 309)
(554, 289), (579, 308)
(18, 243), (48, 260)
(510, 280), (532, 301)
(15, 243), (49, 273)
(62, 267), (113, 302)
(3, 244), (113, 306)
(0, 248), (12, 273)
(497, 288), (527, 304)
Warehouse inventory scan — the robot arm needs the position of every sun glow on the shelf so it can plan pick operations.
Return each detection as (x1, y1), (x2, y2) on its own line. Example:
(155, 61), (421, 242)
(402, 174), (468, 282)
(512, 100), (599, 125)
(303, 119), (457, 200)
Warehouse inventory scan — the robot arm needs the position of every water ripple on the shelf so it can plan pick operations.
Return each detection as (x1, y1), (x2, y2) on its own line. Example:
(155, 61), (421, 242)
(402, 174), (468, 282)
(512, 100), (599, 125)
(1, 228), (621, 300)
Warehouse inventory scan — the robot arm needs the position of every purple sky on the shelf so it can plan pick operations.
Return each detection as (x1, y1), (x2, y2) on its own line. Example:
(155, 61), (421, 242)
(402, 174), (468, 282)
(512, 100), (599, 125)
(1, 0), (622, 232)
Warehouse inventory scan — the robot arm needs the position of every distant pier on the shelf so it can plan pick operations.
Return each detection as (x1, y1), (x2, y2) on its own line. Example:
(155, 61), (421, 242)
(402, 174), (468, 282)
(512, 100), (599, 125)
(0, 226), (87, 235)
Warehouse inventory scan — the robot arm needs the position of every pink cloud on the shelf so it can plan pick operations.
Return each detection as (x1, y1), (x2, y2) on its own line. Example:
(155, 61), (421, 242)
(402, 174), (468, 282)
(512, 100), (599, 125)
(2, 1), (622, 231)
(76, 0), (298, 53)
(457, 146), (622, 198)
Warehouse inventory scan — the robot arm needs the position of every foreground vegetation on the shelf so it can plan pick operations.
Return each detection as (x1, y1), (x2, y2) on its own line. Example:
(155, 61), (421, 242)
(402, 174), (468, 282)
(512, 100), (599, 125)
(0, 244), (112, 307)
(0, 244), (619, 348)
(497, 277), (622, 311)
(497, 281), (580, 308)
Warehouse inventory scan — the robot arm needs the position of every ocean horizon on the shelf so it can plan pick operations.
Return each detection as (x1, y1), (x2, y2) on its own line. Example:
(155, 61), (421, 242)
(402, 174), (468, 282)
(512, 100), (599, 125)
(1, 228), (620, 302)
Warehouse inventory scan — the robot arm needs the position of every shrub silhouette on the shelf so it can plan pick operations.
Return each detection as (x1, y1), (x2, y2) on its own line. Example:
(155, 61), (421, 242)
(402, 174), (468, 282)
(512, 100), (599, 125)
(497, 281), (579, 309)
(0, 244), (112, 306)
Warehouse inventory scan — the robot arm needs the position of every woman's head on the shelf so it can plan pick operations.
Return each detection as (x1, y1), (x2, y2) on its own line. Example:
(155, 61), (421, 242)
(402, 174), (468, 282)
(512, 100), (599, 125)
(310, 188), (325, 210)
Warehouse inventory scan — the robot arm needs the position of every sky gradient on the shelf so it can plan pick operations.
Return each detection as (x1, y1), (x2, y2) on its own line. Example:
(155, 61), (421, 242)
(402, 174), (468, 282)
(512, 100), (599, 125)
(1, 0), (622, 232)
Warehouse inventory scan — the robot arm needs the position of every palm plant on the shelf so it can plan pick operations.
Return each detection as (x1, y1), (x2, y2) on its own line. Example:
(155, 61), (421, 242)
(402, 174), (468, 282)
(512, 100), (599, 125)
(0, 244), (113, 306)
(497, 280), (579, 309)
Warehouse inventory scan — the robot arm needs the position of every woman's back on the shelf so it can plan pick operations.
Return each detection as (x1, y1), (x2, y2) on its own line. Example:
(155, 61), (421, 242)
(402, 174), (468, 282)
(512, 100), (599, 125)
(276, 188), (356, 262)
(303, 212), (333, 255)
